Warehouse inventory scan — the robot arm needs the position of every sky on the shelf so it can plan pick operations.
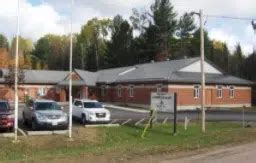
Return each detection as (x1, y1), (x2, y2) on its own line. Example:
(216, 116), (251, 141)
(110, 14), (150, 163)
(0, 0), (255, 55)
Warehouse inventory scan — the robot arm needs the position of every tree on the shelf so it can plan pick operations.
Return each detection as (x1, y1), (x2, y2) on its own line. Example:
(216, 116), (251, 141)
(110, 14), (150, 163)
(150, 0), (177, 58)
(171, 12), (196, 59)
(11, 36), (33, 56)
(130, 8), (148, 34)
(4, 65), (25, 88)
(75, 18), (111, 71)
(176, 12), (196, 39)
(229, 43), (245, 77)
(209, 41), (230, 72)
(106, 15), (134, 67)
(190, 29), (212, 58)
(0, 34), (9, 49)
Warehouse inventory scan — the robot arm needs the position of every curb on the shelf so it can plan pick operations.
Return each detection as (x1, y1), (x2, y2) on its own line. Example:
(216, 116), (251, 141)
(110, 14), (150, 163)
(26, 130), (68, 136)
(106, 105), (149, 113)
(84, 124), (120, 128)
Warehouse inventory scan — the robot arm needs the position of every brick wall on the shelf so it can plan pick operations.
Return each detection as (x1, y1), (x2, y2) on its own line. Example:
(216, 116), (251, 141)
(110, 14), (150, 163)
(98, 83), (252, 108)
(168, 85), (251, 107)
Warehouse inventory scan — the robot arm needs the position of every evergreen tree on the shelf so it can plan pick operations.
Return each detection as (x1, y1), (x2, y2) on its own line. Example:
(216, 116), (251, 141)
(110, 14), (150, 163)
(106, 15), (134, 68)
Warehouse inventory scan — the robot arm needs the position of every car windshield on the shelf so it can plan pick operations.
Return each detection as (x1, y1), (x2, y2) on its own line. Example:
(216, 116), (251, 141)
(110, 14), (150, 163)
(35, 102), (61, 111)
(0, 102), (8, 111)
(83, 102), (103, 109)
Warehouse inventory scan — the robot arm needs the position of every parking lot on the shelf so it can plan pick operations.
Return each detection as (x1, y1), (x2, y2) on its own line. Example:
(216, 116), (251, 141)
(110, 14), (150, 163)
(1, 104), (256, 136)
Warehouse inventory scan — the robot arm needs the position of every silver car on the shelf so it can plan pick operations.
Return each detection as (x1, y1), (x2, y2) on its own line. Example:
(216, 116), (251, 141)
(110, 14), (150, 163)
(23, 99), (68, 130)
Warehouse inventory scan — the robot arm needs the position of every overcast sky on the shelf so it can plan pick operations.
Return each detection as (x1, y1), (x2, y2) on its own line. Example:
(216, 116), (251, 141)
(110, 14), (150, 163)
(0, 0), (255, 55)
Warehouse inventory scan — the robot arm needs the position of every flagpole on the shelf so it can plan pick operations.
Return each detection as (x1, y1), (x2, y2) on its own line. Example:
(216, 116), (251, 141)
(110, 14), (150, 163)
(14, 0), (20, 143)
(68, 0), (74, 140)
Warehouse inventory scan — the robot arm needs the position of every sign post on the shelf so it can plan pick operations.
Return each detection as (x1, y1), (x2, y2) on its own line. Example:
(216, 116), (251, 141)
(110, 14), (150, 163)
(173, 93), (177, 135)
(150, 92), (177, 135)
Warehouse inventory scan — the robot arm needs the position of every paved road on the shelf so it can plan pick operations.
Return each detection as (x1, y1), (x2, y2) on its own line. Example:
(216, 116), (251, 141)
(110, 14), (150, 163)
(164, 142), (256, 163)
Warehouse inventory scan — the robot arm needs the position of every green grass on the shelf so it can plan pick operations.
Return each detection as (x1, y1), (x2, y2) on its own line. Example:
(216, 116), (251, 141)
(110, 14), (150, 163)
(1, 122), (256, 161)
(228, 106), (256, 112)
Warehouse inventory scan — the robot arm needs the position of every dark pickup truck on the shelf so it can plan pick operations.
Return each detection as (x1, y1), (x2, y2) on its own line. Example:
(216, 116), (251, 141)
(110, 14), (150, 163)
(0, 100), (14, 131)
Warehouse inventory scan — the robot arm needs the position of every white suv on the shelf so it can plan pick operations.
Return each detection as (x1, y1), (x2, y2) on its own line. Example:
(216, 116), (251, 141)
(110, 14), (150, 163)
(72, 99), (111, 124)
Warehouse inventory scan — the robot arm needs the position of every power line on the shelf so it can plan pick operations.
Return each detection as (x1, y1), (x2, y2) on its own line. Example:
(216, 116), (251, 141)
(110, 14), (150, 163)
(205, 14), (256, 21)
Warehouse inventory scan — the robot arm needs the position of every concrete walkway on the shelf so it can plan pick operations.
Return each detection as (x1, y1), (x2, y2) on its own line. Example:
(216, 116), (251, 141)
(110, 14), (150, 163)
(164, 142), (256, 163)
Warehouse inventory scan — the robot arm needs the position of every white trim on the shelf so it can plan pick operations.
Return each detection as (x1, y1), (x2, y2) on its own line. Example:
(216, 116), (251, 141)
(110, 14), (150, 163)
(194, 85), (201, 99)
(128, 85), (134, 97)
(156, 84), (163, 93)
(229, 86), (235, 98)
(117, 85), (122, 97)
(216, 85), (223, 98)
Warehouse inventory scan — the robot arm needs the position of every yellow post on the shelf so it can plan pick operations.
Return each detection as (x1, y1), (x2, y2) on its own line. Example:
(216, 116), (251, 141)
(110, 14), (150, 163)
(141, 108), (157, 138)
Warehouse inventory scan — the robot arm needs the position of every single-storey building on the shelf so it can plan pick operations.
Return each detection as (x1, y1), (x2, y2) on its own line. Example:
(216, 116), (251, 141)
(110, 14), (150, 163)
(0, 57), (253, 110)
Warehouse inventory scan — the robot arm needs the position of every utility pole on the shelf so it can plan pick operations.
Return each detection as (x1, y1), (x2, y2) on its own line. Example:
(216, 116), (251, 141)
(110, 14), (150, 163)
(191, 10), (206, 133)
(68, 0), (74, 140)
(199, 9), (206, 133)
(13, 0), (20, 143)
(252, 20), (256, 53)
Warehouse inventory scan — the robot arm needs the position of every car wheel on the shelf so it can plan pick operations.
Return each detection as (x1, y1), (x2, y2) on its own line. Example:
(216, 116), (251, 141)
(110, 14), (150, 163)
(81, 114), (87, 125)
(9, 127), (14, 132)
(22, 113), (28, 126)
(31, 120), (38, 131)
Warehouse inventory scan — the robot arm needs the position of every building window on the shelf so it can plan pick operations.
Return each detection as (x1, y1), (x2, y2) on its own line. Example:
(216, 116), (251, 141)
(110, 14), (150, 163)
(128, 85), (134, 97)
(229, 86), (235, 98)
(156, 84), (163, 93)
(101, 86), (106, 97)
(38, 87), (46, 96)
(117, 85), (122, 97)
(216, 85), (223, 98)
(194, 85), (201, 99)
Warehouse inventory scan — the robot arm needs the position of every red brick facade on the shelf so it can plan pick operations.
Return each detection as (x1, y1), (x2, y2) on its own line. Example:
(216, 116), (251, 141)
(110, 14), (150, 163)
(97, 83), (251, 109)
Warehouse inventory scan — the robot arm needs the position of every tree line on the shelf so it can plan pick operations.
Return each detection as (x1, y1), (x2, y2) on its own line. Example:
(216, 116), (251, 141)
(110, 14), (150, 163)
(0, 0), (256, 81)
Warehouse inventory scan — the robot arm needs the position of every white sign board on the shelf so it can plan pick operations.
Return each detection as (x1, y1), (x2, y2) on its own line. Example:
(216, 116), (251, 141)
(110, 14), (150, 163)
(151, 92), (175, 113)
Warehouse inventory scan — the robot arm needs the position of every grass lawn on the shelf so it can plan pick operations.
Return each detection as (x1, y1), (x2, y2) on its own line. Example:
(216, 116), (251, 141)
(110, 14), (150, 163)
(1, 122), (256, 162)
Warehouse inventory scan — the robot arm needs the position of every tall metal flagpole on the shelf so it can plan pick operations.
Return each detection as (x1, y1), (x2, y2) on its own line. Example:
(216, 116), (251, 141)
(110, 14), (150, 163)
(14, 0), (20, 142)
(199, 9), (206, 133)
(68, 0), (74, 139)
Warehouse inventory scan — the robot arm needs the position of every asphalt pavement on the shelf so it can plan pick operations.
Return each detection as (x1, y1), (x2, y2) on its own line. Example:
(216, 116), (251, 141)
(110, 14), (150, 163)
(15, 105), (256, 131)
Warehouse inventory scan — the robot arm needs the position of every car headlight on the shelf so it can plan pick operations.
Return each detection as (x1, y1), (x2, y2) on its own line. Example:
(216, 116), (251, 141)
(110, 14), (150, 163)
(35, 113), (46, 121)
(88, 112), (94, 116)
(61, 114), (68, 121)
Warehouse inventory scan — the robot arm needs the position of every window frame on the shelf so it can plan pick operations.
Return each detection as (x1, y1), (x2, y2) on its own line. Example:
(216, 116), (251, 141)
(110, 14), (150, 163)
(38, 87), (46, 96)
(117, 85), (122, 97)
(216, 85), (223, 98)
(156, 84), (163, 93)
(128, 85), (134, 97)
(194, 85), (201, 99)
(101, 86), (106, 97)
(229, 86), (235, 98)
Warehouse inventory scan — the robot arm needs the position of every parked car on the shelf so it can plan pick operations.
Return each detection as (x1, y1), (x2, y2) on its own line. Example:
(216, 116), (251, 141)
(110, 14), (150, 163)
(23, 99), (68, 130)
(0, 100), (14, 131)
(72, 99), (111, 124)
